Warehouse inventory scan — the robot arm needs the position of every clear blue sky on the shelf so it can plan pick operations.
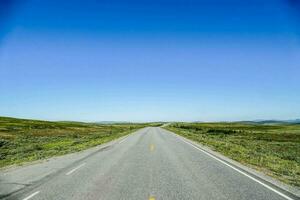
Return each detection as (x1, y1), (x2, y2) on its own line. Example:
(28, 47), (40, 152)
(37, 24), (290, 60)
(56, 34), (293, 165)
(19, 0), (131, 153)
(0, 0), (299, 122)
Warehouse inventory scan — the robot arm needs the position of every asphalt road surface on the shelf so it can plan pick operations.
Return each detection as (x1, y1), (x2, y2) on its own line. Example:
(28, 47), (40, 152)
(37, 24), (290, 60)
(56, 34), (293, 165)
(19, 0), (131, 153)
(1, 127), (298, 200)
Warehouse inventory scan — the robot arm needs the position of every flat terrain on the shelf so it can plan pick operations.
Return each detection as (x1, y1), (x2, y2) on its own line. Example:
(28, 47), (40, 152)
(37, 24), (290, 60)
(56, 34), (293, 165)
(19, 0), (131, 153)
(0, 116), (159, 168)
(1, 127), (297, 200)
(165, 122), (300, 187)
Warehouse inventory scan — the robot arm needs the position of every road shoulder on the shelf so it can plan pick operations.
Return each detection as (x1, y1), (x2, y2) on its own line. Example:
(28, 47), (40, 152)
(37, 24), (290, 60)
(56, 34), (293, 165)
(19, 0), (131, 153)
(0, 129), (138, 199)
(161, 127), (300, 199)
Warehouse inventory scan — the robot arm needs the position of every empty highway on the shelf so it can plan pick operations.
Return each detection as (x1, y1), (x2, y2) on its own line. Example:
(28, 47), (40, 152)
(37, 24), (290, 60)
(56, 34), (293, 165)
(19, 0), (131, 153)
(1, 127), (298, 200)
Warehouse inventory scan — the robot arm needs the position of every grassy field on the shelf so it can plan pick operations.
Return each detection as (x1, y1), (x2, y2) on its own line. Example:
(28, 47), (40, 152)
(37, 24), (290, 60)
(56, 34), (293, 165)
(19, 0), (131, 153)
(0, 116), (161, 168)
(165, 122), (300, 187)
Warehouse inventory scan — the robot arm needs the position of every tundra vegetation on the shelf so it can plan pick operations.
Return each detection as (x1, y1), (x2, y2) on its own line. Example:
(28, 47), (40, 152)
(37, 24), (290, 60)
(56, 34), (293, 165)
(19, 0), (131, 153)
(165, 122), (300, 187)
(0, 116), (161, 168)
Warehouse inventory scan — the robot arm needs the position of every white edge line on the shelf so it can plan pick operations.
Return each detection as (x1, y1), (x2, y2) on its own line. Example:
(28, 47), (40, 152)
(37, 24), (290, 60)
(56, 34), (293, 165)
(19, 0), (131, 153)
(119, 135), (130, 144)
(66, 163), (86, 176)
(176, 135), (295, 200)
(119, 138), (127, 144)
(22, 191), (40, 200)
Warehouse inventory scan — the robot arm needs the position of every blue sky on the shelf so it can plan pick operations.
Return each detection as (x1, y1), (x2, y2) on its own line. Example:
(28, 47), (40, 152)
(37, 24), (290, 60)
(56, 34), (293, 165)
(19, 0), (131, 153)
(0, 0), (299, 122)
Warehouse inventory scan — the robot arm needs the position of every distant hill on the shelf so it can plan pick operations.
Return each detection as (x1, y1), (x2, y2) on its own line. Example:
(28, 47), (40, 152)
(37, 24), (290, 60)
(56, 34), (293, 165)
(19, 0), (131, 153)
(208, 119), (300, 125)
(250, 119), (300, 125)
(94, 121), (132, 124)
(285, 119), (300, 124)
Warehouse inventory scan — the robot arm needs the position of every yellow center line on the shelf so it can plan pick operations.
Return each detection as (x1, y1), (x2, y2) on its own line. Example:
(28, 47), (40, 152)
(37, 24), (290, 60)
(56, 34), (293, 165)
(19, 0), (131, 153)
(149, 196), (155, 200)
(149, 144), (155, 151)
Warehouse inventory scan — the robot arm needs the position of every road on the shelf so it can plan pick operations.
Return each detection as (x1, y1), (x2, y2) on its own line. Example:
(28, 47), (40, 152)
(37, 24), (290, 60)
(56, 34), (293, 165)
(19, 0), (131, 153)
(1, 127), (298, 200)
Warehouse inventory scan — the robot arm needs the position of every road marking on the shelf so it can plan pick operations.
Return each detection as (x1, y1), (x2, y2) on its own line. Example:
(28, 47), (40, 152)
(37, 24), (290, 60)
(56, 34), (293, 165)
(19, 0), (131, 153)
(119, 137), (127, 144)
(150, 144), (155, 151)
(149, 196), (155, 200)
(66, 163), (86, 176)
(176, 136), (295, 200)
(22, 191), (40, 200)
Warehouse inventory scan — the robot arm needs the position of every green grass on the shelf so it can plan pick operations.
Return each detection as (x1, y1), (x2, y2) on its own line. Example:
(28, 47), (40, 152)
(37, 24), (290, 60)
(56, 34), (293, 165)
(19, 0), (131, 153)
(165, 122), (300, 187)
(0, 116), (162, 168)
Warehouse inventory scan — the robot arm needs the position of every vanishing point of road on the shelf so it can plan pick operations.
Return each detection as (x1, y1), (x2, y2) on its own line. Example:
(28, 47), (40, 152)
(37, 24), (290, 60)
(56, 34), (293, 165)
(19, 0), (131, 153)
(1, 127), (298, 200)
